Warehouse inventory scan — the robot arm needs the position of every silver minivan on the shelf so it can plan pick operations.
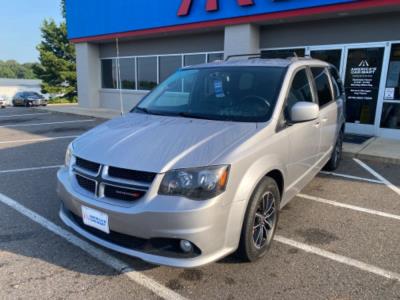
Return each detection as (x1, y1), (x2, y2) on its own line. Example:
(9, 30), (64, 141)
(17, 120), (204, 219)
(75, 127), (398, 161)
(58, 57), (345, 268)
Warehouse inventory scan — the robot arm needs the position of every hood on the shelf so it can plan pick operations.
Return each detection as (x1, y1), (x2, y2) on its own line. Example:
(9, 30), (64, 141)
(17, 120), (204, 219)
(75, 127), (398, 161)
(73, 113), (258, 173)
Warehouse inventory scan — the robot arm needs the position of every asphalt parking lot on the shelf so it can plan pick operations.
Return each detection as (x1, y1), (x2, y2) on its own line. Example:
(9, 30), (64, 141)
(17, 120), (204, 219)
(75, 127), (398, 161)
(0, 107), (399, 300)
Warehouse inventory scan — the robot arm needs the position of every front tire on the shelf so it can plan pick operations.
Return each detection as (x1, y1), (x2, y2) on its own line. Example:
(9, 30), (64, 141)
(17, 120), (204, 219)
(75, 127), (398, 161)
(324, 129), (344, 171)
(237, 177), (280, 262)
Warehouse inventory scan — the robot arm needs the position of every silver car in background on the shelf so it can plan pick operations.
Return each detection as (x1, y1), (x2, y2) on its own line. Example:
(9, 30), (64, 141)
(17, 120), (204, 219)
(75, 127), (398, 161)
(57, 57), (345, 268)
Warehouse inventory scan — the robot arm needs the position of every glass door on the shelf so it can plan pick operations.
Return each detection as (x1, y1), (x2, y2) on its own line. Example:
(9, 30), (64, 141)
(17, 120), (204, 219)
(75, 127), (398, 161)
(378, 43), (400, 139)
(343, 46), (385, 136)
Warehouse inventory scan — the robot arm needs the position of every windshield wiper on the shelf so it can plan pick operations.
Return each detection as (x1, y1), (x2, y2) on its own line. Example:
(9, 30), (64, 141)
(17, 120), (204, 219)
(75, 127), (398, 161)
(179, 112), (232, 121)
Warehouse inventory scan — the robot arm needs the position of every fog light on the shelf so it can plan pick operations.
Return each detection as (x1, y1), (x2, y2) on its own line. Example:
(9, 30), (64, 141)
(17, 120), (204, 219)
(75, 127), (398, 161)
(180, 240), (193, 253)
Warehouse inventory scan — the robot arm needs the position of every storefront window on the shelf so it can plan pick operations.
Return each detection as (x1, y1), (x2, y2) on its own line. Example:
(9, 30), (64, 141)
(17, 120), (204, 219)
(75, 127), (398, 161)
(159, 56), (182, 83)
(184, 54), (206, 66)
(261, 48), (305, 59)
(207, 53), (224, 62)
(119, 58), (136, 90)
(101, 59), (117, 89)
(310, 49), (342, 71)
(137, 57), (158, 90)
(385, 44), (400, 101)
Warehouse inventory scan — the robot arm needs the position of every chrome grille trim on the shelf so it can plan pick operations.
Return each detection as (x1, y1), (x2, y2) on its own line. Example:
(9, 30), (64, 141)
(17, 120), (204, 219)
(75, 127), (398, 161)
(72, 157), (154, 202)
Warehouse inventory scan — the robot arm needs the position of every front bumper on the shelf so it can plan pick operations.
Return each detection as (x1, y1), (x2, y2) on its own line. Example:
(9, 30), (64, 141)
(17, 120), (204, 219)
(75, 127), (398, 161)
(57, 167), (239, 268)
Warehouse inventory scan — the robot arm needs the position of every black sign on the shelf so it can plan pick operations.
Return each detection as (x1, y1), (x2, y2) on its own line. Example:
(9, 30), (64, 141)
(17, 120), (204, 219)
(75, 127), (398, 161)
(344, 48), (384, 125)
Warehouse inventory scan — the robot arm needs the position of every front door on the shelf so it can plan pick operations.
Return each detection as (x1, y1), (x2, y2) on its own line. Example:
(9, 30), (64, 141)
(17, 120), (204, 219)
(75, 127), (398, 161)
(284, 68), (321, 201)
(343, 46), (385, 136)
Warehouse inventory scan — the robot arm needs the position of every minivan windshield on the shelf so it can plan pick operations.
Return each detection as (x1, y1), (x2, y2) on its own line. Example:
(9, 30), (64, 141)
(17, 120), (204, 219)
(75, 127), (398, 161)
(133, 66), (286, 122)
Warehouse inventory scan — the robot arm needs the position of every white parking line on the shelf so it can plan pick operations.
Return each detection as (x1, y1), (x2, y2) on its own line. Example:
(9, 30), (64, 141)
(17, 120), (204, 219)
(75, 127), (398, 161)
(0, 119), (94, 128)
(0, 192), (187, 300)
(319, 171), (383, 185)
(0, 165), (62, 175)
(354, 158), (400, 197)
(0, 112), (51, 118)
(298, 193), (400, 221)
(0, 135), (78, 144)
(275, 235), (400, 282)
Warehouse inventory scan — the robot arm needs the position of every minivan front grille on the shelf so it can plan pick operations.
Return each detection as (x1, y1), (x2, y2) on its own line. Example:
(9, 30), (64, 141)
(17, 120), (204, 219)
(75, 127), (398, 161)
(76, 174), (96, 193)
(75, 157), (100, 174)
(72, 157), (155, 203)
(108, 166), (156, 184)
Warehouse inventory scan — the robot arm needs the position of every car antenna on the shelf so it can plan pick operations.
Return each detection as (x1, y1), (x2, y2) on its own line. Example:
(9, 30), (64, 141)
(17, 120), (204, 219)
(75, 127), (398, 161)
(116, 37), (124, 116)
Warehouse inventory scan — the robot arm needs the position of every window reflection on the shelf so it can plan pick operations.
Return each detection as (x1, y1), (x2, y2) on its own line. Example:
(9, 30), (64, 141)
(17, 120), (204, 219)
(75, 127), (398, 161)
(119, 58), (136, 90)
(138, 57), (158, 90)
(184, 54), (206, 67)
(159, 56), (182, 83)
(381, 103), (400, 129)
(385, 44), (400, 101)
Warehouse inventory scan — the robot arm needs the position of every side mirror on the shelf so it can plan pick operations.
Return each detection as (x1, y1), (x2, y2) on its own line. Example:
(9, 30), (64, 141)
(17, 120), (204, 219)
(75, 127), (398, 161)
(290, 102), (319, 123)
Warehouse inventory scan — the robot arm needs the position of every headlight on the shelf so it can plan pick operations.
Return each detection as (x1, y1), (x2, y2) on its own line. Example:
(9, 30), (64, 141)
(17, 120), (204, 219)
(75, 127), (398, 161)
(65, 143), (74, 167)
(158, 165), (230, 200)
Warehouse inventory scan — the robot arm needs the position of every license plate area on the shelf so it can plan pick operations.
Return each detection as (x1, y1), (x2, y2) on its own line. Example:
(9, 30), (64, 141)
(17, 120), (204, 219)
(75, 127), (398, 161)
(81, 206), (110, 234)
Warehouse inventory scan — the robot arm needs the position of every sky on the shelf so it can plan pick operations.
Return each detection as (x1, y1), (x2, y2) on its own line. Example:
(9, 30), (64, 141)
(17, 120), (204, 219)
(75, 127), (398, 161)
(0, 0), (63, 63)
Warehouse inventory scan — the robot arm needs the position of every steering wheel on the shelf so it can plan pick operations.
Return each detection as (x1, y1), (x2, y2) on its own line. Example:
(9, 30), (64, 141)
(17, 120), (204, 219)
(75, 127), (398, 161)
(237, 95), (271, 116)
(242, 95), (271, 108)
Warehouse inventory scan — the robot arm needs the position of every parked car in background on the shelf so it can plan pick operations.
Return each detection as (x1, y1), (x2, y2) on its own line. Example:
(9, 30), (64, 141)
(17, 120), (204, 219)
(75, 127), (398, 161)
(0, 95), (6, 108)
(58, 57), (346, 268)
(12, 92), (47, 107)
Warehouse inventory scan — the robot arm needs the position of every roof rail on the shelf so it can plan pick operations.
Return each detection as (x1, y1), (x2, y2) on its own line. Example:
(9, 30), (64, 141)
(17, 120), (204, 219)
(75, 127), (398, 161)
(225, 53), (314, 61)
(225, 53), (262, 61)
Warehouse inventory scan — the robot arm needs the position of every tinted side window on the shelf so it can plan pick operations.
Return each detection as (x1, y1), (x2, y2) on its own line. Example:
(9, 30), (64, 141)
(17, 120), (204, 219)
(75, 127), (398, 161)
(286, 69), (313, 111)
(329, 67), (344, 98)
(311, 67), (333, 107)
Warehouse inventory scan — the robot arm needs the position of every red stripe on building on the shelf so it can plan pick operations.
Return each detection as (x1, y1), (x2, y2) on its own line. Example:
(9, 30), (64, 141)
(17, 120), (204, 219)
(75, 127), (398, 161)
(237, 0), (254, 6)
(206, 0), (219, 12)
(178, 0), (192, 16)
(70, 0), (400, 43)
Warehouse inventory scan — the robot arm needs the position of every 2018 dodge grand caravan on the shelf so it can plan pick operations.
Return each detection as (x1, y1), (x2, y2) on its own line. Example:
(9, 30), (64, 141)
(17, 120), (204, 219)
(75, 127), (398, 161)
(57, 57), (345, 268)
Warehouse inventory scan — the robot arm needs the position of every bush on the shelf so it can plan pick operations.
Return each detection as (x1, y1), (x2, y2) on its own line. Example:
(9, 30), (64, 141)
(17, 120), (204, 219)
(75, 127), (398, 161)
(48, 97), (77, 104)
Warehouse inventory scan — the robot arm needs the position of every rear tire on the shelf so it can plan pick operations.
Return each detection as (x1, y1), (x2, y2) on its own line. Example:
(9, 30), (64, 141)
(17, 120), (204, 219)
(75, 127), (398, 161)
(237, 177), (280, 262)
(324, 129), (344, 171)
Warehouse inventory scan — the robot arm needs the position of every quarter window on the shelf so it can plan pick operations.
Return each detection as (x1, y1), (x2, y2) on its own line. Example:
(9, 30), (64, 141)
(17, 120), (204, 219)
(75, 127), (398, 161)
(311, 67), (333, 107)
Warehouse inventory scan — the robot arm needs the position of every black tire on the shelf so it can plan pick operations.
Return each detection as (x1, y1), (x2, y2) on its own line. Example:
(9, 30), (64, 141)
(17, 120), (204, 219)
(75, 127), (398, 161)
(237, 177), (280, 262)
(324, 129), (344, 171)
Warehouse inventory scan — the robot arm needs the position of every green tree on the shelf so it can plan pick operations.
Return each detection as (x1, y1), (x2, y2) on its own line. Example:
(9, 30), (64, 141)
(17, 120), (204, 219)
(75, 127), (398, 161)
(34, 0), (77, 100)
(0, 60), (38, 79)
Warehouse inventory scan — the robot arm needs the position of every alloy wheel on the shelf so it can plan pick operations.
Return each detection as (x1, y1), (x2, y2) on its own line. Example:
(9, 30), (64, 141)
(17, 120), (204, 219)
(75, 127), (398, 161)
(252, 191), (277, 249)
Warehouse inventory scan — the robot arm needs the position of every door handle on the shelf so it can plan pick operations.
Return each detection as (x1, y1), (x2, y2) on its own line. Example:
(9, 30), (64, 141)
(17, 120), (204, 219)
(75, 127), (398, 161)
(321, 118), (328, 123)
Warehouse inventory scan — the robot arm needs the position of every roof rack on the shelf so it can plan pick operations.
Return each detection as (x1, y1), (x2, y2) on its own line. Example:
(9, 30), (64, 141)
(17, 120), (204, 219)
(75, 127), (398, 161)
(225, 53), (262, 61)
(225, 53), (313, 61)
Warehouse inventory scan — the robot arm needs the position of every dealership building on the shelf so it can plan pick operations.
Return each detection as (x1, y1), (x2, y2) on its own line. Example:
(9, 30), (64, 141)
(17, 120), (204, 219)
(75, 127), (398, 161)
(66, 0), (400, 139)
